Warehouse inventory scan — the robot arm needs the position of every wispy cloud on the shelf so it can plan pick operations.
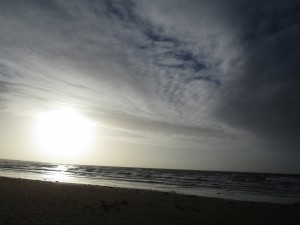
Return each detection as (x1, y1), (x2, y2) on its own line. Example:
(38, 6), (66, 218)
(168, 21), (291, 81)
(0, 0), (223, 131)
(0, 0), (299, 171)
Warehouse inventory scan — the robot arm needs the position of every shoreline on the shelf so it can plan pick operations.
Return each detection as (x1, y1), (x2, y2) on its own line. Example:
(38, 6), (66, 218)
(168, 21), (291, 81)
(1, 176), (300, 225)
(1, 172), (298, 204)
(1, 159), (299, 204)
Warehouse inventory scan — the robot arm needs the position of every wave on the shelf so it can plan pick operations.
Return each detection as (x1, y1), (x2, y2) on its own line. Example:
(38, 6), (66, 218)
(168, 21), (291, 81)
(1, 159), (300, 203)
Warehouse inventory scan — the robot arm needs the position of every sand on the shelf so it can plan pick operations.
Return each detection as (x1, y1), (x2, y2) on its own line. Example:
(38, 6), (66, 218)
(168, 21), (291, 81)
(0, 177), (299, 225)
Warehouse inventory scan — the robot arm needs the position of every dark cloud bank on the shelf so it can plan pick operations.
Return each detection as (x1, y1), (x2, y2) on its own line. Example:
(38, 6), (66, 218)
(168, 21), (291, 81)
(215, 0), (300, 150)
(0, 0), (299, 171)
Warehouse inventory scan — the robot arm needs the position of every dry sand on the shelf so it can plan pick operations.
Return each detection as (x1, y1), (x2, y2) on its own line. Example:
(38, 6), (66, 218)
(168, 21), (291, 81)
(0, 176), (299, 225)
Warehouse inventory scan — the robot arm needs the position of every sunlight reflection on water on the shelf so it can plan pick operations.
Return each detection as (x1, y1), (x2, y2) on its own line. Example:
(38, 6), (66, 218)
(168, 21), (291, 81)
(42, 165), (72, 182)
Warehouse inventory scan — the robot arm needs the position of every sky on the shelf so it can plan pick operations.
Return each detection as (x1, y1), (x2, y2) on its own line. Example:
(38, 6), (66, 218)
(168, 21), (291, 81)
(0, 0), (299, 173)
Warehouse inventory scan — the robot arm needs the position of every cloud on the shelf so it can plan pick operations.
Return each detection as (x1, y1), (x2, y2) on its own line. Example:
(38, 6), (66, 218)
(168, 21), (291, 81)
(213, 0), (300, 152)
(135, 0), (300, 153)
(0, 0), (299, 167)
(0, 0), (222, 131)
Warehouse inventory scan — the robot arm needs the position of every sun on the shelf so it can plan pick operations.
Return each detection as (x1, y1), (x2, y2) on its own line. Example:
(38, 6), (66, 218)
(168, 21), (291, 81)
(34, 108), (94, 159)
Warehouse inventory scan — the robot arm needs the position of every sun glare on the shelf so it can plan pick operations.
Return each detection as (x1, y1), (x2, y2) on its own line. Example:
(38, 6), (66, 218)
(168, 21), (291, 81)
(34, 108), (94, 159)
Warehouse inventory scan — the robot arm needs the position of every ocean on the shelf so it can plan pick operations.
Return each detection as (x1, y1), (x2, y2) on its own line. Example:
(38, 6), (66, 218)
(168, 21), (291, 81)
(0, 159), (299, 203)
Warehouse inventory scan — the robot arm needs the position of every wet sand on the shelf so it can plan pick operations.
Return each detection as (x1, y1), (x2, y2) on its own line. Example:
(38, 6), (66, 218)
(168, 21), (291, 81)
(0, 176), (299, 225)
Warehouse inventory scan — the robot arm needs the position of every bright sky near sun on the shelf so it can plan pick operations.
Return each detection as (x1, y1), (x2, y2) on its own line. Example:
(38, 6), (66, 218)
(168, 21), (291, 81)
(34, 108), (94, 159)
(0, 0), (299, 173)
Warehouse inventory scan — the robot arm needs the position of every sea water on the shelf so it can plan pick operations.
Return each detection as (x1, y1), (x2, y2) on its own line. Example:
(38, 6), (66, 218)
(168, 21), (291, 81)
(0, 159), (299, 203)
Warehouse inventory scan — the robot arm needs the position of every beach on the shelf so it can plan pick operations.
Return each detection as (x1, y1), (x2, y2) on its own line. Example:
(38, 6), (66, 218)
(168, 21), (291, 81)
(0, 177), (299, 225)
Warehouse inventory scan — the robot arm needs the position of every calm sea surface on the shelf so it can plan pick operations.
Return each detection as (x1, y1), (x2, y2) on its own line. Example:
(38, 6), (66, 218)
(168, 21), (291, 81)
(0, 159), (299, 203)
